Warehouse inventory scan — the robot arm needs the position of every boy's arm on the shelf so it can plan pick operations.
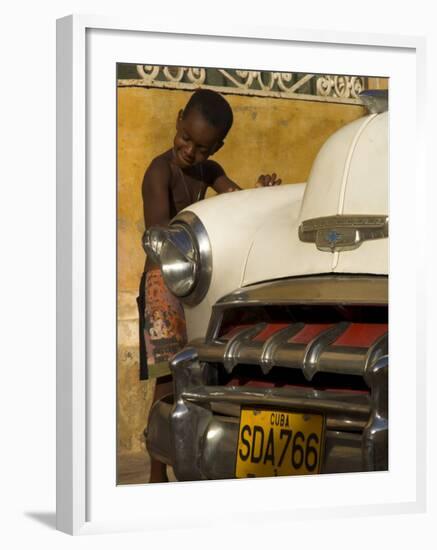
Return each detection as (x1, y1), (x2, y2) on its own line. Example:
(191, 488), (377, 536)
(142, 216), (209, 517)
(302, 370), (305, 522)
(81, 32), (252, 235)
(204, 159), (241, 193)
(212, 170), (282, 193)
(212, 173), (242, 193)
(142, 158), (172, 228)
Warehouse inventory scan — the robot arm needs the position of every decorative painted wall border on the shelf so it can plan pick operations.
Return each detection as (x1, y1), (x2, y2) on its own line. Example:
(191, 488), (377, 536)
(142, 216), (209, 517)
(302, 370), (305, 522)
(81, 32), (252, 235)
(116, 65), (380, 105)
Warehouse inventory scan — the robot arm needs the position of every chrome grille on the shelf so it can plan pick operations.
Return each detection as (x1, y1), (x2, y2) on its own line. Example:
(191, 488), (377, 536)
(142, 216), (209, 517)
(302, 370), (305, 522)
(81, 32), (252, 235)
(192, 321), (388, 381)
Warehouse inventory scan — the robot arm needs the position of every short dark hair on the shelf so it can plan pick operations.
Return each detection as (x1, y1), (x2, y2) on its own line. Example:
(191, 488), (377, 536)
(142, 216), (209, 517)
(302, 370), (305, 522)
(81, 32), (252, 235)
(183, 89), (233, 139)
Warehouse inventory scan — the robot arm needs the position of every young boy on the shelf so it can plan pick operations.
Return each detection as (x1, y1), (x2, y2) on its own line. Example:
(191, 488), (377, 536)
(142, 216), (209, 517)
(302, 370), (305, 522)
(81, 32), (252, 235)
(140, 89), (280, 482)
(142, 88), (280, 240)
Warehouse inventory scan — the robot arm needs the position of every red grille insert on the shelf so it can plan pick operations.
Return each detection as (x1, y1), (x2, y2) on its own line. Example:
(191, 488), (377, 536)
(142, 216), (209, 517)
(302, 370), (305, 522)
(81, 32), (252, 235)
(220, 324), (252, 340)
(252, 323), (290, 342)
(333, 323), (388, 348)
(289, 324), (334, 344)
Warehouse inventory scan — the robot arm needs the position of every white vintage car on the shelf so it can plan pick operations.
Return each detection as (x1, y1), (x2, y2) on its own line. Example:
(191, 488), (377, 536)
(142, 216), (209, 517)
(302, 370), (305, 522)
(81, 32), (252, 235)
(144, 110), (388, 481)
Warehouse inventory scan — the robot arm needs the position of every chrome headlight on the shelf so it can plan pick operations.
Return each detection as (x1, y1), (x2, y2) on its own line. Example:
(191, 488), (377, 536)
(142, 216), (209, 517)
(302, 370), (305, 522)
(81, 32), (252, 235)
(142, 211), (212, 306)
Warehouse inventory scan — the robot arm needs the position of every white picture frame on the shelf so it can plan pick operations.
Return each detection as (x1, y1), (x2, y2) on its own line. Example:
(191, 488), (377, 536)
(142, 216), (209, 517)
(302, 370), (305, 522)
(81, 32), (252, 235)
(56, 14), (427, 535)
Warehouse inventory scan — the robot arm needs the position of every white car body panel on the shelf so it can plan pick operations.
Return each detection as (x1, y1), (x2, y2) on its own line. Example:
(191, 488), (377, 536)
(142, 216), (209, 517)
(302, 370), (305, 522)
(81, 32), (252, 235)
(183, 184), (306, 340)
(181, 112), (388, 341)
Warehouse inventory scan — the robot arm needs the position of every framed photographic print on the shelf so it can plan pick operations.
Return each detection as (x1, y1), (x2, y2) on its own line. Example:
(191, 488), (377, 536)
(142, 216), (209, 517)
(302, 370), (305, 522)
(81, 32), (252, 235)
(56, 15), (426, 535)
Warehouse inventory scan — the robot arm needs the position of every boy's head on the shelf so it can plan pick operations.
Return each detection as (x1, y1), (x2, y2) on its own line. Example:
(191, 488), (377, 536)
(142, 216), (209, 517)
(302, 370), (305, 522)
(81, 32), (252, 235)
(173, 89), (233, 169)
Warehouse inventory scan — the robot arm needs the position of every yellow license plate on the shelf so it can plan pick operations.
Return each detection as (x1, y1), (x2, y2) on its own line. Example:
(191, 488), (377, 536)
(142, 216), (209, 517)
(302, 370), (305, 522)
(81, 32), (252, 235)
(236, 408), (325, 478)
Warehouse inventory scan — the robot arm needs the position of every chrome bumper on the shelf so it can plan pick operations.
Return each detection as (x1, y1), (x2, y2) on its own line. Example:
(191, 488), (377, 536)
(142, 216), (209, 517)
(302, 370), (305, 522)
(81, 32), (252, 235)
(147, 397), (368, 480)
(146, 347), (388, 481)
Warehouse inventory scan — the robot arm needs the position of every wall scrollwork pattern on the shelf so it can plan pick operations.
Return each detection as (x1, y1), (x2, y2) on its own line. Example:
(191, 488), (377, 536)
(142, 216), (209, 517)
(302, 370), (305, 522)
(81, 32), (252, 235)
(127, 65), (377, 104)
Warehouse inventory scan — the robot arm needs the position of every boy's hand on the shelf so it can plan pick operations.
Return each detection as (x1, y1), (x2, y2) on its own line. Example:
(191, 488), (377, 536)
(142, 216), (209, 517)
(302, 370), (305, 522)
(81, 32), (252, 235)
(256, 173), (282, 187)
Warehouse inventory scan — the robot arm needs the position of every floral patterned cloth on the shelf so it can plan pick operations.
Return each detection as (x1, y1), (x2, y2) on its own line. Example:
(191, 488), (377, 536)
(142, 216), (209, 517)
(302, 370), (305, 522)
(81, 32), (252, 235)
(142, 269), (187, 378)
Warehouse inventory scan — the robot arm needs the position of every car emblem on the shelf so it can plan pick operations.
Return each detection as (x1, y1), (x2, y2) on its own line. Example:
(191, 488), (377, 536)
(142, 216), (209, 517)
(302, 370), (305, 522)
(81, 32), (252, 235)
(298, 214), (388, 252)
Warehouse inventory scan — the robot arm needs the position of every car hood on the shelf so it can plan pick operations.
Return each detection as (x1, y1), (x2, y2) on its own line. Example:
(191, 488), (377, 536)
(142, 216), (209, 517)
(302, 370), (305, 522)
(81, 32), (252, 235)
(242, 112), (388, 286)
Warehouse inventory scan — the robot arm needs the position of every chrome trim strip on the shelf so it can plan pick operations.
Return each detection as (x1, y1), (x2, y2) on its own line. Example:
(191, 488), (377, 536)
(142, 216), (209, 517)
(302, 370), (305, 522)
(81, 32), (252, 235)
(208, 401), (368, 432)
(196, 341), (227, 363)
(214, 275), (388, 310)
(362, 355), (388, 470)
(259, 323), (305, 374)
(192, 328), (380, 377)
(223, 323), (266, 373)
(269, 343), (307, 370)
(170, 346), (209, 401)
(298, 214), (389, 253)
(364, 332), (389, 376)
(302, 322), (349, 381)
(181, 386), (370, 418)
(317, 347), (367, 375)
(206, 309), (225, 341)
(326, 418), (367, 432)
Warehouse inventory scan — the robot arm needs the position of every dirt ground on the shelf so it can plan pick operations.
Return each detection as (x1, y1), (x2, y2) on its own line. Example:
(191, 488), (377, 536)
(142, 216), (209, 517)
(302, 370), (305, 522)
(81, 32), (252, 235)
(117, 452), (177, 484)
(117, 452), (150, 485)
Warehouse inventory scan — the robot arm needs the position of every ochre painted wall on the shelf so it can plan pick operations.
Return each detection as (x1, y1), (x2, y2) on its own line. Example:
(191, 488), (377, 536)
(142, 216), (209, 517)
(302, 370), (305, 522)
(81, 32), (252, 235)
(116, 86), (366, 470)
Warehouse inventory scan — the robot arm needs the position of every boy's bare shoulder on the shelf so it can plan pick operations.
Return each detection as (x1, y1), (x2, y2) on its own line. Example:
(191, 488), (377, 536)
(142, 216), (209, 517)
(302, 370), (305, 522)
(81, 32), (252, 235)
(143, 150), (173, 186)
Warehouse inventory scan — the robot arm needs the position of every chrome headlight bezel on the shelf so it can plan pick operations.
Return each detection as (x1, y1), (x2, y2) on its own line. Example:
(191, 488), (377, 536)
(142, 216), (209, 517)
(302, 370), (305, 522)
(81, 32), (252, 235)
(143, 211), (212, 306)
